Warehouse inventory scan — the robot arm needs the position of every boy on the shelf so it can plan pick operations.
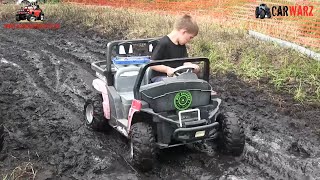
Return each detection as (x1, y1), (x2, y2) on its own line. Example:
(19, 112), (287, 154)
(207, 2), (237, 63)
(150, 14), (200, 82)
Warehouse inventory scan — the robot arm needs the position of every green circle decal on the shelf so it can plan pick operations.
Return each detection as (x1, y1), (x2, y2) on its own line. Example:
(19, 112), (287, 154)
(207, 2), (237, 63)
(174, 91), (192, 110)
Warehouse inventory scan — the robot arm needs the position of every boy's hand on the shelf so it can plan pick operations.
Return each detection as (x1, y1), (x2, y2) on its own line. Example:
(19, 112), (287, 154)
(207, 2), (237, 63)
(183, 62), (200, 73)
(166, 66), (175, 77)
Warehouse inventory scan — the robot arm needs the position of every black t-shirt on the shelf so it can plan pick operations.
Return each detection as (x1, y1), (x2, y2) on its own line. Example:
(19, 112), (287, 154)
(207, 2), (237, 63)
(150, 36), (188, 77)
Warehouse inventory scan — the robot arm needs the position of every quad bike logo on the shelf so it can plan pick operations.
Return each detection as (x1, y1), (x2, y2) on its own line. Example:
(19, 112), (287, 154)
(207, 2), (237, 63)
(174, 91), (192, 110)
(255, 4), (272, 19)
(16, 3), (44, 22)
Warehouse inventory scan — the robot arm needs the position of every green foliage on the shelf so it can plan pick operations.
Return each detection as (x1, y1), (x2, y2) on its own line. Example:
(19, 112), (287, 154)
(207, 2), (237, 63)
(192, 27), (320, 103)
(45, 0), (60, 3)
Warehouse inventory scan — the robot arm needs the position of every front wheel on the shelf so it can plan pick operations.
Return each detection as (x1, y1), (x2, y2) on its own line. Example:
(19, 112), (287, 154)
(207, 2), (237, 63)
(217, 112), (245, 156)
(83, 94), (110, 131)
(266, 9), (272, 18)
(27, 15), (36, 22)
(40, 13), (44, 21)
(129, 122), (157, 171)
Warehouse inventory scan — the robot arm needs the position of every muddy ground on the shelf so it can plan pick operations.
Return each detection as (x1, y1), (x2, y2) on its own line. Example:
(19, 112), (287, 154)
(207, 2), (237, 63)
(0, 21), (320, 180)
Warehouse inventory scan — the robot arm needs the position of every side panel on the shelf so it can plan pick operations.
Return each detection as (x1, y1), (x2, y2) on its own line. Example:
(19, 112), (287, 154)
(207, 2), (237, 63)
(92, 79), (110, 119)
(107, 86), (124, 120)
(34, 10), (41, 17)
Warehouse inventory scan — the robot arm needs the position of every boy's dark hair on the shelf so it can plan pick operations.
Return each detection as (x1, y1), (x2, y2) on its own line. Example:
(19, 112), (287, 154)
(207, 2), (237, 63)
(174, 14), (199, 36)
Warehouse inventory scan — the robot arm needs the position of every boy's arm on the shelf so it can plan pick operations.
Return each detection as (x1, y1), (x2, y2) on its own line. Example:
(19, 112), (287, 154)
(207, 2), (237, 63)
(183, 62), (200, 73)
(181, 47), (200, 73)
(151, 65), (175, 76)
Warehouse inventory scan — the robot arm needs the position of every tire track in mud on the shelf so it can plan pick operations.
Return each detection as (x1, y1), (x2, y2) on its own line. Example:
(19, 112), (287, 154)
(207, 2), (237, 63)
(1, 24), (320, 179)
(210, 76), (320, 180)
(0, 32), (95, 114)
(241, 113), (320, 179)
(0, 57), (88, 178)
(0, 41), (82, 115)
(0, 28), (141, 179)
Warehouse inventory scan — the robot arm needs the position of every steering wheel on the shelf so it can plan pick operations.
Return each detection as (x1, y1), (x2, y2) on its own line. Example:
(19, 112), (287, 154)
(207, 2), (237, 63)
(172, 65), (195, 76)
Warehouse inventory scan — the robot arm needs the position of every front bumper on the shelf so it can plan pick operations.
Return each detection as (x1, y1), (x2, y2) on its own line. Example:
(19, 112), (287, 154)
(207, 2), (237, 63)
(173, 122), (219, 142)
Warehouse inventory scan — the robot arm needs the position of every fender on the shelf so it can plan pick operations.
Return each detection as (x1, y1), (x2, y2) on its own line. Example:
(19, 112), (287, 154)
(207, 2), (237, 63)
(92, 79), (110, 120)
(127, 99), (142, 132)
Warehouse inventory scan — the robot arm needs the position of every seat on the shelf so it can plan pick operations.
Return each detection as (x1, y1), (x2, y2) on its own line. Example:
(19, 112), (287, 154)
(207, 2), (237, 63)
(114, 66), (141, 93)
(114, 66), (143, 118)
(143, 67), (153, 85)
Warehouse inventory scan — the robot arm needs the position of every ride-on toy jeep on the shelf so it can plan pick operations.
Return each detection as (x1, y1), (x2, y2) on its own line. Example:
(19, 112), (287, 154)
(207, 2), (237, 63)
(83, 38), (245, 171)
(16, 4), (44, 21)
(255, 3), (271, 19)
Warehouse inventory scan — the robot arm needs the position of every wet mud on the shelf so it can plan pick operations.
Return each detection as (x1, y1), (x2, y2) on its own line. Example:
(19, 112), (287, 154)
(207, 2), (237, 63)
(0, 22), (319, 180)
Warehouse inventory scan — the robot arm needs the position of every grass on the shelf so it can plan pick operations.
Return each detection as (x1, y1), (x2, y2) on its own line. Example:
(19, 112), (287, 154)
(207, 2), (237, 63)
(2, 162), (37, 180)
(63, 0), (320, 53)
(205, 37), (320, 103)
(0, 3), (319, 104)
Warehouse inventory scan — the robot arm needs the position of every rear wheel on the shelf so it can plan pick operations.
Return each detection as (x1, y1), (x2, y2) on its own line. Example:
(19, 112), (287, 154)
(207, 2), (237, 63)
(259, 9), (266, 19)
(217, 112), (245, 156)
(255, 7), (260, 18)
(83, 94), (110, 131)
(129, 122), (157, 171)
(16, 15), (20, 21)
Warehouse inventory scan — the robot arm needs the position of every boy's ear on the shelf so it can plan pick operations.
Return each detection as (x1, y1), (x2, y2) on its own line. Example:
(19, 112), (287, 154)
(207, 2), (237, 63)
(180, 28), (188, 34)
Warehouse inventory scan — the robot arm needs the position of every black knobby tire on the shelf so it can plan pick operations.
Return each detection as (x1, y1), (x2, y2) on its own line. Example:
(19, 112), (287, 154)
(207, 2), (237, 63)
(0, 123), (4, 152)
(38, 13), (44, 21)
(27, 14), (31, 21)
(255, 7), (260, 18)
(266, 9), (272, 18)
(217, 112), (245, 156)
(259, 9), (266, 19)
(16, 15), (21, 21)
(129, 122), (157, 171)
(27, 14), (36, 22)
(83, 94), (110, 131)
